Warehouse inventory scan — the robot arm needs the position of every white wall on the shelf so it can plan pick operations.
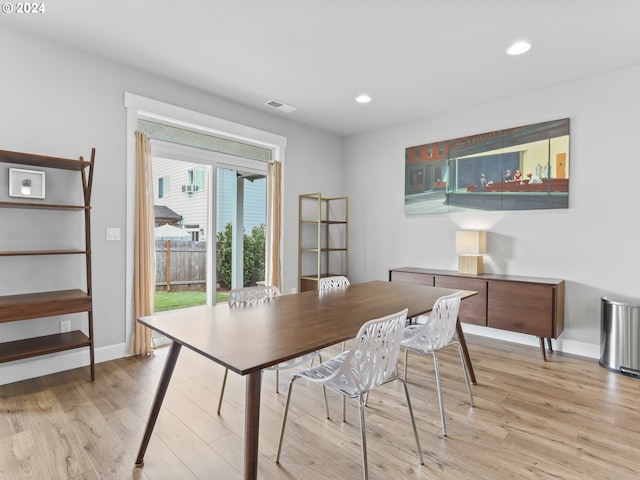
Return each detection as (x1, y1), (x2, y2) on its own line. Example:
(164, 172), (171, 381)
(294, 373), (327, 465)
(0, 26), (342, 384)
(343, 65), (640, 355)
(4, 24), (638, 384)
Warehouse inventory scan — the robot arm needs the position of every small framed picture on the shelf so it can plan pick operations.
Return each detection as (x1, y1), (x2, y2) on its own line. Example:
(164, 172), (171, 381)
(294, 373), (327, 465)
(8, 168), (46, 199)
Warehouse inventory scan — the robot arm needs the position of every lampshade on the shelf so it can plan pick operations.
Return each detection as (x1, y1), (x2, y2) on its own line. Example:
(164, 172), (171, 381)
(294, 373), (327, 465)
(456, 231), (486, 255)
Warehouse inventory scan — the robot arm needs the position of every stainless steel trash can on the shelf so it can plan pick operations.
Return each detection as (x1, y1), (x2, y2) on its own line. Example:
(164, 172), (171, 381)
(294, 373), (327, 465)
(600, 296), (640, 376)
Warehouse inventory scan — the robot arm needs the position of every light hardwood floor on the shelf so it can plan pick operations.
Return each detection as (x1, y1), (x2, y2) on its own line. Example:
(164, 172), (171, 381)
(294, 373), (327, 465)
(1, 335), (639, 479)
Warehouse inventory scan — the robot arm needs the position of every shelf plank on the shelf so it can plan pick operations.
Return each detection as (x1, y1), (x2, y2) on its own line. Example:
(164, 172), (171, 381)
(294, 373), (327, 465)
(301, 219), (347, 224)
(0, 150), (91, 171)
(0, 289), (91, 323)
(300, 273), (345, 281)
(0, 250), (89, 257)
(0, 331), (91, 363)
(0, 201), (88, 210)
(301, 248), (347, 252)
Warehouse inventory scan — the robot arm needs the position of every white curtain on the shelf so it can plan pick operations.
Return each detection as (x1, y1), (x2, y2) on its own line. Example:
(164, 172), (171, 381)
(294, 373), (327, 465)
(130, 131), (155, 355)
(266, 160), (282, 291)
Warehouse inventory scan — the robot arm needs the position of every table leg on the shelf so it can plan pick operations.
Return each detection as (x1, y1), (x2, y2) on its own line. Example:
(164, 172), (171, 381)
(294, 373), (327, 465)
(135, 341), (182, 467)
(244, 370), (262, 480)
(455, 317), (477, 384)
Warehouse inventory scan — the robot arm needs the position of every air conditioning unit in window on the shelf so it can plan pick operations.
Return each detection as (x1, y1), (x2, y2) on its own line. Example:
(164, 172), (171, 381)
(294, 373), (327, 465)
(181, 184), (199, 193)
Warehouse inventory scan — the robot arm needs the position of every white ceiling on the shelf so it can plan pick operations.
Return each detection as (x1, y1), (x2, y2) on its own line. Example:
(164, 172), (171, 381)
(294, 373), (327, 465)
(4, 0), (640, 136)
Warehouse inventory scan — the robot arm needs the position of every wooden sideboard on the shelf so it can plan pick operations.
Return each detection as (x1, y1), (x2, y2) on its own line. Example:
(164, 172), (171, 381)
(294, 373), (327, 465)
(389, 267), (565, 360)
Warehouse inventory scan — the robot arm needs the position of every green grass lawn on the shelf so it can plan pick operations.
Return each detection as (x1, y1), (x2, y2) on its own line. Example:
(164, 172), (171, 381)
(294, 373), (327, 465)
(154, 290), (230, 312)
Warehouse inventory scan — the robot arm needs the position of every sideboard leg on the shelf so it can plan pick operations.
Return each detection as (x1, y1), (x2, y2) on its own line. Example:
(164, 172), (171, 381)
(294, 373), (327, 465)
(538, 337), (548, 361)
(546, 337), (554, 353)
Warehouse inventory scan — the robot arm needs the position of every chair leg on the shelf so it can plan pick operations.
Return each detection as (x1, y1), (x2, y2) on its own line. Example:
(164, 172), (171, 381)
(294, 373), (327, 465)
(361, 350), (377, 410)
(217, 368), (229, 415)
(275, 369), (280, 393)
(432, 352), (447, 436)
(323, 385), (330, 419)
(341, 341), (348, 418)
(309, 350), (322, 370)
(404, 348), (409, 380)
(342, 396), (346, 422)
(276, 377), (298, 463)
(314, 352), (330, 419)
(358, 395), (369, 480)
(455, 342), (475, 407)
(397, 377), (424, 466)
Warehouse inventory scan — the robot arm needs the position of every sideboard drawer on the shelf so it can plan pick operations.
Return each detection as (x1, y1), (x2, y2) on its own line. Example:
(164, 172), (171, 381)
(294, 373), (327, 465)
(435, 275), (487, 326)
(390, 271), (435, 286)
(488, 282), (554, 337)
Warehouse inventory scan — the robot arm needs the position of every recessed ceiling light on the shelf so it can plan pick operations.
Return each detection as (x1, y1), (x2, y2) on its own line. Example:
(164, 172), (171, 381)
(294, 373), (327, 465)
(506, 41), (531, 56)
(355, 94), (372, 103)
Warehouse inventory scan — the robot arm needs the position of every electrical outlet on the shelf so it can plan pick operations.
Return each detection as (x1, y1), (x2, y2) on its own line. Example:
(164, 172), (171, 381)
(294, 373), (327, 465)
(60, 320), (71, 333)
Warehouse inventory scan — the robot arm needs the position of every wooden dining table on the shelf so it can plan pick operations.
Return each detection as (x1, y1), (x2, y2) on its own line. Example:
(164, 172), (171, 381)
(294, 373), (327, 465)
(134, 280), (477, 479)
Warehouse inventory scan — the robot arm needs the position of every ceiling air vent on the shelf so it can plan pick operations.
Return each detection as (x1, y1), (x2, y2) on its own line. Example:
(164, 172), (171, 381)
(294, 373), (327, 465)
(265, 99), (297, 113)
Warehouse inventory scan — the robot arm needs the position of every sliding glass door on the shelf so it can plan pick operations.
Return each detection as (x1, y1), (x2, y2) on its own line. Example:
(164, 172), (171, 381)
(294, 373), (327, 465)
(215, 167), (267, 297)
(150, 140), (268, 314)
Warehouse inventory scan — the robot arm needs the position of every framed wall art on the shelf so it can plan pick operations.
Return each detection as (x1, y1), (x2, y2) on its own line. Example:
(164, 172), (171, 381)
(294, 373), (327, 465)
(8, 168), (46, 199)
(404, 118), (570, 214)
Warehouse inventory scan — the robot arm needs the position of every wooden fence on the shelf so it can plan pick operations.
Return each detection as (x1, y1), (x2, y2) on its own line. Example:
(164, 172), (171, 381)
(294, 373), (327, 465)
(155, 239), (207, 292)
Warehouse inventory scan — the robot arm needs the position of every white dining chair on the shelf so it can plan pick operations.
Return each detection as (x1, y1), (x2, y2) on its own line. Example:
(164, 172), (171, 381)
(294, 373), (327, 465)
(318, 275), (351, 420)
(318, 275), (350, 291)
(318, 276), (350, 350)
(276, 308), (424, 480)
(401, 291), (474, 436)
(217, 285), (328, 416)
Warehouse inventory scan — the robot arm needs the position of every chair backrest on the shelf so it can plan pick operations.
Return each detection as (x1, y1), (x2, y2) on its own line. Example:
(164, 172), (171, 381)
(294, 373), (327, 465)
(409, 292), (462, 351)
(318, 276), (350, 290)
(228, 285), (281, 307)
(331, 308), (407, 394)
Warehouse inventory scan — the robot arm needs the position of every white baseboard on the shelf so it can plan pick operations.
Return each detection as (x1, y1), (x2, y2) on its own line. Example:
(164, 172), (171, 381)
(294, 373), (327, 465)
(0, 342), (130, 386)
(1, 327), (601, 386)
(461, 324), (600, 360)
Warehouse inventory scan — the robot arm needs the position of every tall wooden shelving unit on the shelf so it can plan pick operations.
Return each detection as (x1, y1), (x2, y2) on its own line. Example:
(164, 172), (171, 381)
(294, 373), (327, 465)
(0, 148), (96, 380)
(298, 193), (348, 292)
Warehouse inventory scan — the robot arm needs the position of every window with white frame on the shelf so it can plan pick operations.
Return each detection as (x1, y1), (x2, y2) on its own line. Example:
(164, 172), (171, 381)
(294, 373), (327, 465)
(158, 176), (170, 198)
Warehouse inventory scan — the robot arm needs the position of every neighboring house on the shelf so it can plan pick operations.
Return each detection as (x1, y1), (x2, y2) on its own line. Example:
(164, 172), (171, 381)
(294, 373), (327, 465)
(153, 205), (182, 227)
(152, 157), (266, 241)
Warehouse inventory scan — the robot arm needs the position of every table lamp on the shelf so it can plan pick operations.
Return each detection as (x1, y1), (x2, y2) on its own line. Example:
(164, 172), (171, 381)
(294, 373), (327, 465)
(456, 230), (486, 275)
